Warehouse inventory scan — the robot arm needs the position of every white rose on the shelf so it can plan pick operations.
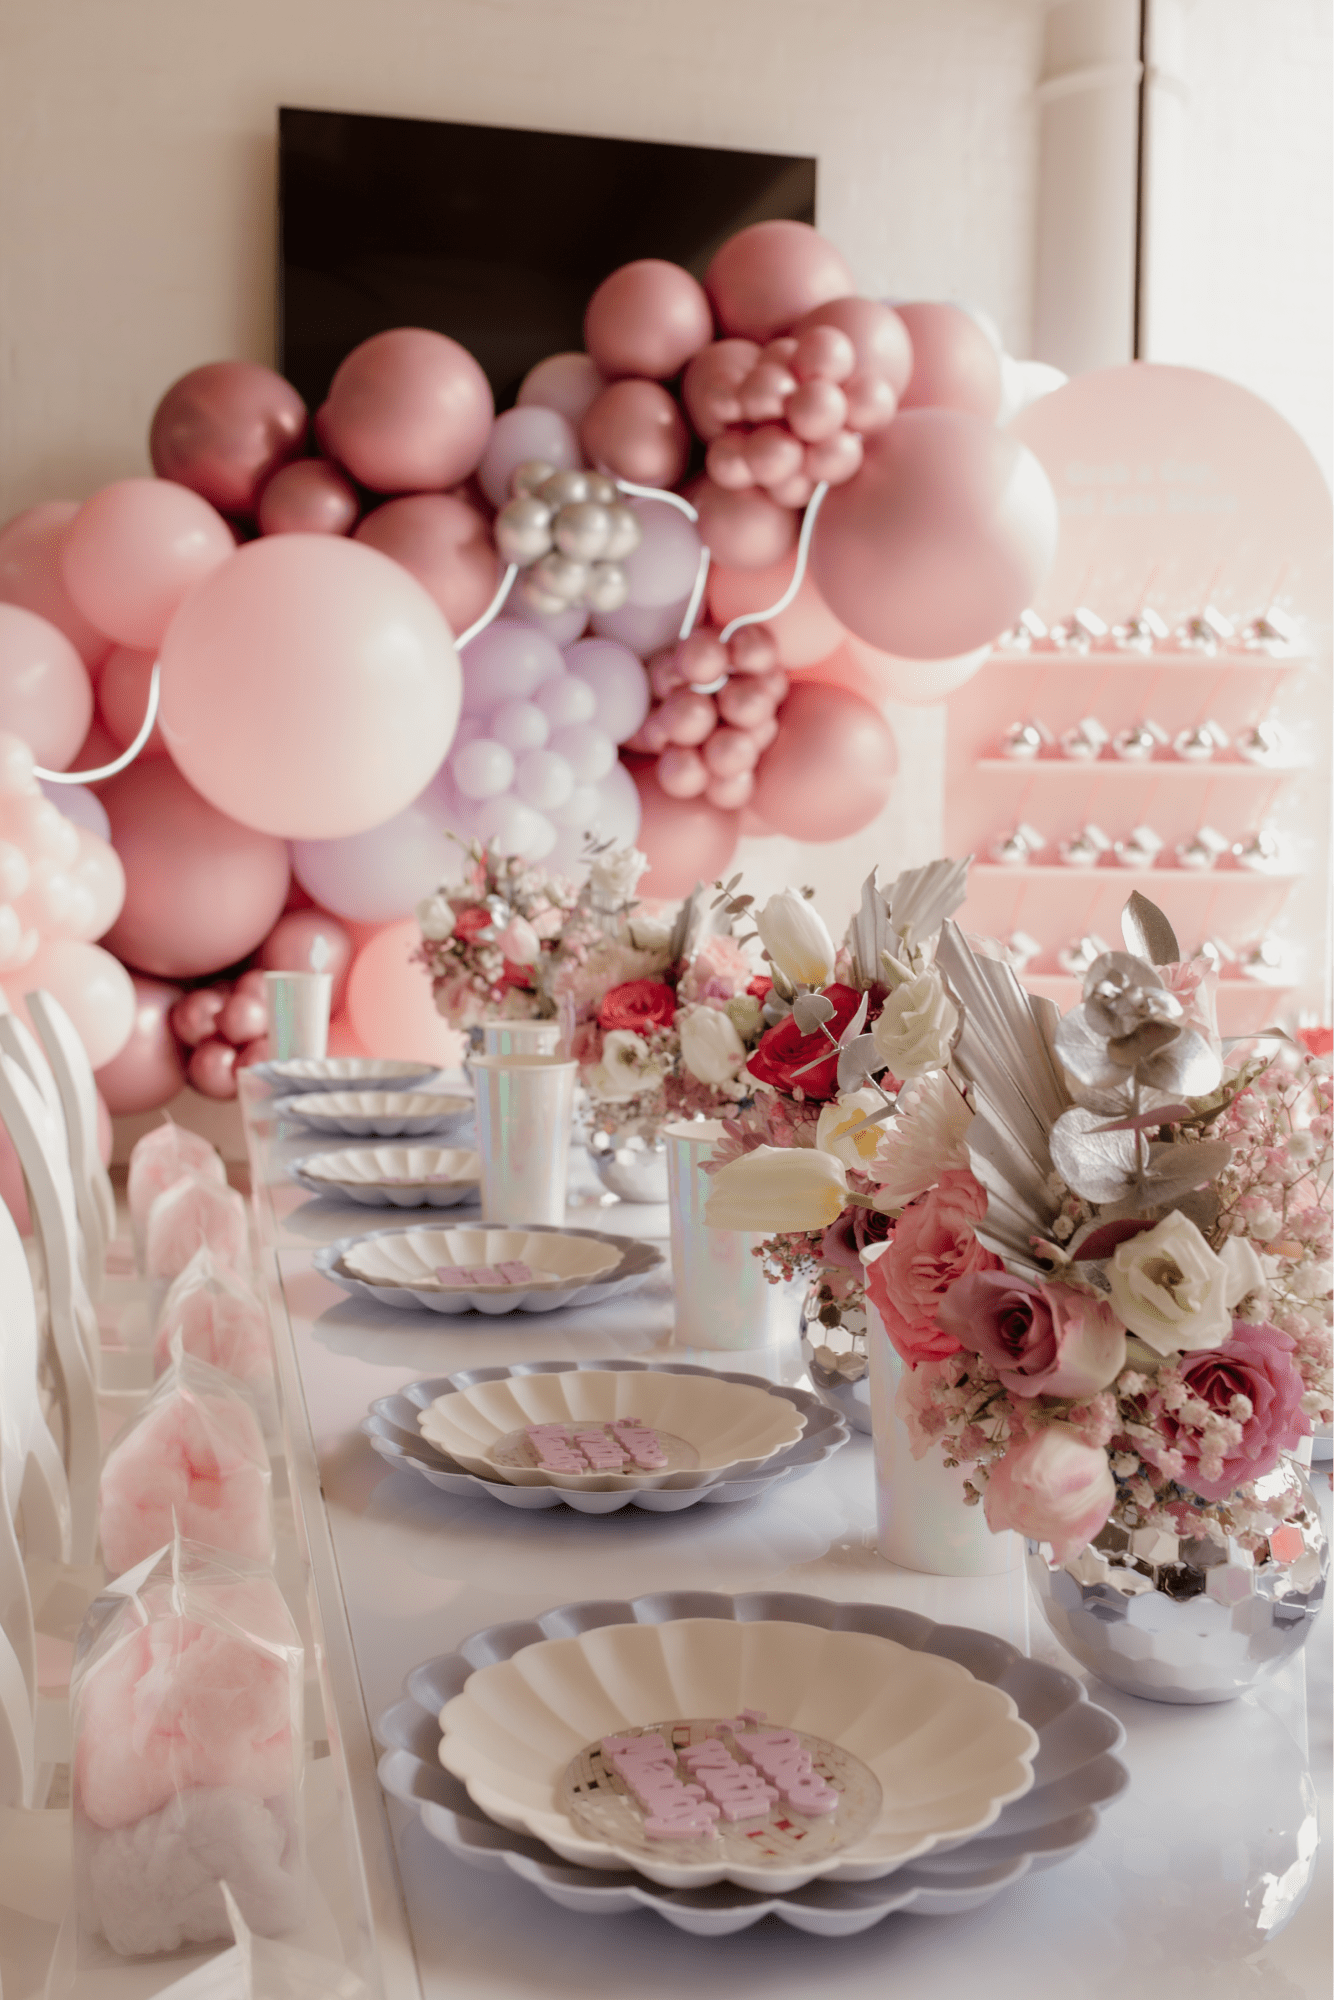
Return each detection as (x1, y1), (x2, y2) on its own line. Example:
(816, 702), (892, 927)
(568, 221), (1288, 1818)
(678, 1005), (746, 1086)
(705, 1145), (848, 1233)
(627, 910), (673, 952)
(1107, 1212), (1233, 1356)
(589, 846), (649, 904)
(870, 967), (958, 1079)
(416, 893), (457, 942)
(754, 889), (835, 989)
(1219, 1234), (1269, 1318)
(586, 1028), (661, 1103)
(816, 1089), (886, 1170)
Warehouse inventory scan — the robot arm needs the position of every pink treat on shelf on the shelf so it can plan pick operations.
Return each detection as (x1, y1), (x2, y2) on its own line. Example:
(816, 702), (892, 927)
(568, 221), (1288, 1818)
(98, 1381), (273, 1575)
(127, 1121), (226, 1238)
(152, 1247), (272, 1387)
(145, 1171), (249, 1281)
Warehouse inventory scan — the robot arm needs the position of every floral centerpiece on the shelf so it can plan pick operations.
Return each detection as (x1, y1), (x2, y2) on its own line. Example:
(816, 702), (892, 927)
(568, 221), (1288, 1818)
(415, 840), (584, 1030)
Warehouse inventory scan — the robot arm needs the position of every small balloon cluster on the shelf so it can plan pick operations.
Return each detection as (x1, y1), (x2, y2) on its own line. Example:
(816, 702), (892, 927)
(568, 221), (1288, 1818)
(169, 972), (271, 1101)
(626, 626), (788, 813)
(493, 464), (643, 616)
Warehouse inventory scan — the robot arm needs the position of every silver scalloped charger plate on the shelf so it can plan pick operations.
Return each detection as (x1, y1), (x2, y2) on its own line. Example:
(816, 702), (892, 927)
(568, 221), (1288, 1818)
(318, 1224), (664, 1316)
(375, 1591), (1128, 1935)
(361, 1361), (848, 1513)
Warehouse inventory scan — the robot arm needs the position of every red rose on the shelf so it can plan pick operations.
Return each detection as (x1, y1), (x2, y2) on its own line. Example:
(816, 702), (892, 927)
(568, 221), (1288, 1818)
(1169, 1321), (1310, 1502)
(598, 979), (676, 1033)
(748, 975), (774, 1001)
(745, 983), (863, 1101)
(451, 906), (492, 943)
(865, 1169), (1001, 1365)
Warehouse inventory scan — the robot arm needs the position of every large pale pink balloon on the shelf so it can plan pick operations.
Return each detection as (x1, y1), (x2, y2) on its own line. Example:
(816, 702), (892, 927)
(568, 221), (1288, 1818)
(704, 222), (853, 345)
(158, 535), (462, 839)
(516, 353), (607, 426)
(257, 459), (359, 536)
(259, 909), (354, 1011)
(707, 555), (845, 668)
(101, 758), (290, 977)
(12, 938), (135, 1068)
(811, 410), (1059, 659)
(62, 479), (235, 650)
(94, 974), (186, 1115)
(629, 763), (739, 899)
(839, 634), (991, 703)
(345, 919), (467, 1065)
(149, 362), (308, 517)
(97, 645), (167, 757)
(580, 381), (688, 487)
(67, 825), (126, 939)
(750, 682), (895, 841)
(584, 261), (713, 381)
(0, 501), (111, 667)
(895, 303), (1003, 419)
(355, 493), (499, 631)
(477, 407), (582, 508)
(318, 329), (494, 494)
(0, 605), (93, 768)
(684, 478), (796, 570)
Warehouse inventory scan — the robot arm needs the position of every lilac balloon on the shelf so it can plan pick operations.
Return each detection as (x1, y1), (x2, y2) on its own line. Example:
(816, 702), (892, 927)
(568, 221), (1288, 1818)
(292, 803), (464, 922)
(514, 749), (574, 811)
(478, 407), (583, 509)
(490, 699), (549, 752)
(416, 761), (481, 841)
(461, 619), (565, 713)
(592, 597), (691, 656)
(591, 760), (642, 846)
(39, 778), (110, 841)
(547, 781), (601, 829)
(550, 722), (614, 783)
(561, 638), (650, 743)
(504, 591), (589, 648)
(544, 823), (594, 876)
(453, 738), (515, 799)
(534, 675), (597, 728)
(516, 353), (607, 427)
(472, 794), (554, 861)
(620, 500), (702, 607)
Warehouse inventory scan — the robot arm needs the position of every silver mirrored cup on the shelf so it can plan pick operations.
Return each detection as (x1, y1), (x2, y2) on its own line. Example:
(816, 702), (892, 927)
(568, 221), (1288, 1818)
(471, 1054), (578, 1226)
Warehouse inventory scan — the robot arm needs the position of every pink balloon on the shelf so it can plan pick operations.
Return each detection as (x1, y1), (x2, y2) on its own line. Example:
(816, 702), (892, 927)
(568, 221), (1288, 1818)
(560, 638), (649, 743)
(325, 1009), (370, 1058)
(97, 645), (167, 757)
(188, 1035), (238, 1100)
(811, 410), (1058, 659)
(0, 501), (111, 668)
(477, 406), (582, 508)
(895, 303), (1003, 419)
(11, 938), (135, 1067)
(685, 477), (796, 570)
(839, 634), (991, 704)
(171, 987), (228, 1047)
(580, 381), (688, 487)
(101, 759), (290, 978)
(257, 459), (359, 536)
(94, 974), (186, 1115)
(345, 919), (468, 1065)
(629, 763), (739, 899)
(707, 555), (844, 668)
(157, 535), (461, 839)
(317, 328), (494, 494)
(516, 353), (607, 427)
(234, 967), (269, 1001)
(68, 717), (121, 782)
(149, 363), (308, 518)
(355, 493), (500, 633)
(792, 299), (914, 418)
(66, 825), (126, 940)
(750, 682), (895, 841)
(682, 341), (761, 440)
(259, 909), (354, 1012)
(62, 480), (235, 650)
(0, 605), (93, 768)
(218, 990), (268, 1047)
(584, 261), (713, 381)
(705, 222), (854, 345)
(620, 501), (702, 609)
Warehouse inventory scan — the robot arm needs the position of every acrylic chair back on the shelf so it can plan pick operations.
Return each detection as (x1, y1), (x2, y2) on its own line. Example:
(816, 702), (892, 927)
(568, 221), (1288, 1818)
(26, 989), (114, 1290)
(0, 1055), (100, 1563)
(0, 1007), (99, 1298)
(0, 1196), (39, 1711)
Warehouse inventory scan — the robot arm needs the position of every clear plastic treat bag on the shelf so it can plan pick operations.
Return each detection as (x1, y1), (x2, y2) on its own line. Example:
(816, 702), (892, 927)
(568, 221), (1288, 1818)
(153, 1247), (278, 1439)
(146, 1171), (251, 1287)
(128, 1120), (228, 1271)
(69, 1539), (306, 1961)
(98, 1344), (275, 1576)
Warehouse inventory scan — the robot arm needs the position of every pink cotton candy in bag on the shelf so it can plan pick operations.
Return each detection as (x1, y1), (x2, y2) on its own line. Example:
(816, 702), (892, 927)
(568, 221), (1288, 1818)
(145, 1170), (249, 1281)
(127, 1120), (227, 1238)
(153, 1246), (273, 1388)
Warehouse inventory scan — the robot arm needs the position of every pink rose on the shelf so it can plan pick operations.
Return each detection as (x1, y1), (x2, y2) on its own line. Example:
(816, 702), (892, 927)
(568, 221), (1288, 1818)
(984, 1425), (1116, 1563)
(864, 1169), (1000, 1365)
(937, 1273), (1126, 1399)
(1170, 1320), (1310, 1502)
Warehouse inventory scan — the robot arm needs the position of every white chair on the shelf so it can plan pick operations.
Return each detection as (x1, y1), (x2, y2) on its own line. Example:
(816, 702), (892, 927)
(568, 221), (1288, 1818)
(0, 1006), (100, 1309)
(27, 988), (115, 1294)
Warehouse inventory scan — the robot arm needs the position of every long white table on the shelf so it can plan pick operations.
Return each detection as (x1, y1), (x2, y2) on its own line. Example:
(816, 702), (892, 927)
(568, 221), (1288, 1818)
(240, 1075), (1332, 2000)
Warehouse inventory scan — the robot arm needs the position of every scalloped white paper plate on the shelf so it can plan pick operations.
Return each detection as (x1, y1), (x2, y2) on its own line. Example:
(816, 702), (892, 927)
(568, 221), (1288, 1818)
(417, 1368), (805, 1490)
(278, 1090), (473, 1137)
(290, 1145), (481, 1208)
(255, 1056), (442, 1095)
(438, 1616), (1039, 1893)
(320, 1225), (664, 1316)
(342, 1225), (620, 1290)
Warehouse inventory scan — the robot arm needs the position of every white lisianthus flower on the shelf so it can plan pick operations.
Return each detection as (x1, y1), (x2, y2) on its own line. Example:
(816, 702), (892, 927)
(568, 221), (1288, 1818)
(754, 889), (835, 989)
(494, 915), (541, 964)
(866, 1070), (972, 1207)
(590, 846), (649, 904)
(870, 966), (958, 1079)
(1107, 1212), (1233, 1356)
(816, 1089), (886, 1170)
(705, 1145), (849, 1233)
(416, 893), (457, 942)
(627, 910), (673, 952)
(585, 1028), (663, 1103)
(678, 1005), (746, 1086)
(1219, 1234), (1269, 1318)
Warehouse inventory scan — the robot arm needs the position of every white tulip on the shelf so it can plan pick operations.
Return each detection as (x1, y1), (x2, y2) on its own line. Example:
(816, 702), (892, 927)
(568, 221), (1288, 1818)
(678, 1005), (746, 1086)
(705, 1145), (848, 1233)
(416, 893), (457, 942)
(1107, 1212), (1233, 1356)
(754, 889), (835, 989)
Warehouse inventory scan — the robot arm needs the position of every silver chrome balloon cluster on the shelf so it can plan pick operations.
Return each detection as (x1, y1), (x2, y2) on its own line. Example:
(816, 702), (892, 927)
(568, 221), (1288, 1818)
(493, 462), (643, 617)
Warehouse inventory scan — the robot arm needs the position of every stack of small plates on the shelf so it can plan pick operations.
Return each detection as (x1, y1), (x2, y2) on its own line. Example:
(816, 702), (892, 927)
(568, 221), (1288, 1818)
(289, 1145), (481, 1208)
(254, 1056), (442, 1095)
(376, 1591), (1128, 1934)
(278, 1090), (473, 1138)
(318, 1223), (664, 1315)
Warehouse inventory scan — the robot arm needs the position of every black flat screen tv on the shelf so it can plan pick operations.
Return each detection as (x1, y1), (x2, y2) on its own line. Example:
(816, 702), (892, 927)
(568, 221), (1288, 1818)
(278, 106), (816, 413)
